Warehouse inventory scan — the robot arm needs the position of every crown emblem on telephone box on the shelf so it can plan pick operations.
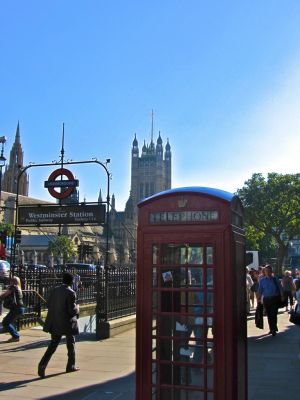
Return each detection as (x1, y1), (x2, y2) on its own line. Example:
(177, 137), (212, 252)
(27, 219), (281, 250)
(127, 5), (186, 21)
(177, 198), (188, 208)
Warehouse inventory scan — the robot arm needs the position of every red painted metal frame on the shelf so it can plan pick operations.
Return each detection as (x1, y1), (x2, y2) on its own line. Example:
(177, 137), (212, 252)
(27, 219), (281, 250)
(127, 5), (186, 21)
(136, 190), (247, 400)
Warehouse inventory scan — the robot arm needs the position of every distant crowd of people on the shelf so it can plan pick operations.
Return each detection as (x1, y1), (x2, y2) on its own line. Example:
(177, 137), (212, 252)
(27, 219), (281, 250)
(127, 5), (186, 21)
(246, 265), (300, 337)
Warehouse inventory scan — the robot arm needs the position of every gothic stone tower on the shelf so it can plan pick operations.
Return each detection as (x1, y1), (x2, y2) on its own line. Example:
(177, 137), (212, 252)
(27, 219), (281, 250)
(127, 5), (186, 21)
(123, 132), (171, 260)
(2, 122), (29, 196)
(130, 132), (172, 209)
(109, 131), (172, 265)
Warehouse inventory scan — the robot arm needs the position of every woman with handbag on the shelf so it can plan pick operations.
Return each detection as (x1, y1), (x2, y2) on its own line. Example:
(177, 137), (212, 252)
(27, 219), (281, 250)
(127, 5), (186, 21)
(0, 276), (24, 342)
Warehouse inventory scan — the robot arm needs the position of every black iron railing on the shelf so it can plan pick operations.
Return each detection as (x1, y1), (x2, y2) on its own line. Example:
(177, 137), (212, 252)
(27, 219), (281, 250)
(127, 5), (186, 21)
(12, 266), (136, 329)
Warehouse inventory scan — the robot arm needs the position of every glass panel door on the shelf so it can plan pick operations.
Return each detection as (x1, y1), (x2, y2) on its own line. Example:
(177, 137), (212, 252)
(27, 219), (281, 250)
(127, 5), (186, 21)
(151, 242), (215, 400)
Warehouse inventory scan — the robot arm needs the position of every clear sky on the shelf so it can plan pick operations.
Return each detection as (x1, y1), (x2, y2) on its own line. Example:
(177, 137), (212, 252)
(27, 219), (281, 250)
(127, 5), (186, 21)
(1, 1), (300, 210)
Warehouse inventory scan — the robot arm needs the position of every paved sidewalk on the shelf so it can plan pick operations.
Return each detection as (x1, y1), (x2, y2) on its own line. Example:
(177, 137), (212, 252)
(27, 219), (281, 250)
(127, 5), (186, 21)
(0, 308), (299, 399)
(0, 327), (135, 400)
(247, 307), (300, 400)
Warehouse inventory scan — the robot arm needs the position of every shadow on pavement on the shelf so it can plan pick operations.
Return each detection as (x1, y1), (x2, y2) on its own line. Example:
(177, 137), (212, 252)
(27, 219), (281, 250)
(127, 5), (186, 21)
(0, 332), (97, 353)
(248, 321), (299, 345)
(40, 372), (135, 400)
(0, 372), (66, 391)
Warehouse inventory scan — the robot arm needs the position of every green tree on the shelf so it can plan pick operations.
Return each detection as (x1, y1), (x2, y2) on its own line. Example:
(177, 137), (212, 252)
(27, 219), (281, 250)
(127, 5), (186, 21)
(0, 223), (15, 235)
(237, 173), (300, 270)
(48, 235), (76, 264)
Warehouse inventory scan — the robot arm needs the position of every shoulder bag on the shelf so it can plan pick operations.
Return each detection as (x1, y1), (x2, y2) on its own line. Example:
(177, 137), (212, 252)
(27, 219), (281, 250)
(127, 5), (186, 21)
(3, 288), (17, 310)
(273, 277), (286, 308)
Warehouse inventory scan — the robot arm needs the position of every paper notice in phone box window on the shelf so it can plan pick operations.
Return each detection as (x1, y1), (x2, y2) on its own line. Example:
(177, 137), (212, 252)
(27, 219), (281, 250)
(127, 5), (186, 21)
(162, 271), (173, 282)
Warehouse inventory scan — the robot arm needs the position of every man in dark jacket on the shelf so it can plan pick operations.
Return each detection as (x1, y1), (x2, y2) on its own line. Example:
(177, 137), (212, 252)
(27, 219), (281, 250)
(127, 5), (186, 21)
(38, 272), (79, 378)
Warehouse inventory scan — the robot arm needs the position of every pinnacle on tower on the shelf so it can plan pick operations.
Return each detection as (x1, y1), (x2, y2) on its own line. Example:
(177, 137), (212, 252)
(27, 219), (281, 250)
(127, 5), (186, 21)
(157, 131), (162, 145)
(15, 121), (20, 143)
(98, 188), (103, 203)
(111, 193), (116, 209)
(132, 134), (138, 147)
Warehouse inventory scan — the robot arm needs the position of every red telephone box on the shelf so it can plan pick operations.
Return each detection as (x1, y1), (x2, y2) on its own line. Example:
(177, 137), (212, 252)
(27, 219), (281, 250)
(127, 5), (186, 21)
(136, 187), (246, 400)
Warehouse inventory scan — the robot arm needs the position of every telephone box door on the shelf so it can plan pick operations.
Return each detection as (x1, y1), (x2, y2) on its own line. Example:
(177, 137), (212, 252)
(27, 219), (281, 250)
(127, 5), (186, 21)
(137, 233), (226, 400)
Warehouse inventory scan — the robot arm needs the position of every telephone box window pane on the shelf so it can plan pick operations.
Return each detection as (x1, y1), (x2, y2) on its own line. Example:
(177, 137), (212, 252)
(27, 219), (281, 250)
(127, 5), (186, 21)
(180, 247), (187, 264)
(152, 291), (158, 311)
(207, 342), (214, 365)
(174, 317), (192, 336)
(207, 393), (215, 400)
(152, 245), (159, 265)
(207, 292), (214, 313)
(191, 268), (204, 287)
(193, 291), (204, 315)
(193, 342), (205, 365)
(152, 362), (157, 384)
(180, 267), (190, 286)
(178, 267), (203, 288)
(207, 368), (214, 390)
(207, 318), (214, 339)
(160, 339), (173, 361)
(152, 339), (157, 359)
(161, 244), (205, 265)
(160, 268), (182, 288)
(158, 315), (174, 339)
(181, 290), (204, 309)
(207, 269), (213, 287)
(171, 389), (205, 399)
(161, 270), (173, 284)
(174, 318), (206, 340)
(153, 267), (157, 287)
(160, 389), (173, 399)
(193, 318), (206, 340)
(179, 366), (204, 387)
(176, 343), (195, 362)
(187, 246), (203, 264)
(162, 244), (186, 264)
(152, 316), (157, 334)
(206, 246), (214, 265)
(160, 290), (181, 313)
(180, 267), (200, 287)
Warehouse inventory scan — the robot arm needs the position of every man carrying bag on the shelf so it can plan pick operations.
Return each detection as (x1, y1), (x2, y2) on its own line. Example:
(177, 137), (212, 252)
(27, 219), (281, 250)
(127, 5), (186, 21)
(38, 272), (80, 378)
(257, 265), (282, 336)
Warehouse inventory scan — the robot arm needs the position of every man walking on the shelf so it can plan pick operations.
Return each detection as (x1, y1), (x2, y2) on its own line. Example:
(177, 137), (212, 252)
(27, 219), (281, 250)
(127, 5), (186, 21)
(38, 272), (80, 378)
(257, 265), (282, 336)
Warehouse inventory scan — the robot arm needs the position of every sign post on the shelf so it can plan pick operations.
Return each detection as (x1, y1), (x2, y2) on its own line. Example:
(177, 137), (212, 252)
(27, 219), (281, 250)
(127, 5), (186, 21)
(13, 158), (111, 341)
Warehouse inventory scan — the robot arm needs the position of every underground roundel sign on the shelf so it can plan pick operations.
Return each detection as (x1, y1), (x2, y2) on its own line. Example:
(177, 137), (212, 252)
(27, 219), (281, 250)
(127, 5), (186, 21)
(44, 168), (79, 199)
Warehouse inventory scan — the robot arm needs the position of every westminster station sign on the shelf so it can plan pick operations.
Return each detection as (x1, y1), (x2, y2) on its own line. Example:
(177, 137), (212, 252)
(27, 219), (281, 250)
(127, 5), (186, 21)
(17, 204), (106, 226)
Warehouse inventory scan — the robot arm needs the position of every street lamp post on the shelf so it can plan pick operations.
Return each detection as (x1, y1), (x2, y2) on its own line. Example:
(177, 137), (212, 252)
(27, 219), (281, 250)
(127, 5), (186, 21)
(0, 136), (7, 219)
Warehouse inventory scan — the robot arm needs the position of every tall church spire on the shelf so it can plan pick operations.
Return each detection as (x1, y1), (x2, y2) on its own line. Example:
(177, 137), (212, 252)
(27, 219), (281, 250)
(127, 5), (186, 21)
(2, 121), (29, 196)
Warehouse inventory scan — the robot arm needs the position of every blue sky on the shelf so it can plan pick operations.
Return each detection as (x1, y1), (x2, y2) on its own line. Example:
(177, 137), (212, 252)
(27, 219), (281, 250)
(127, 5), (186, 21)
(1, 1), (300, 210)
